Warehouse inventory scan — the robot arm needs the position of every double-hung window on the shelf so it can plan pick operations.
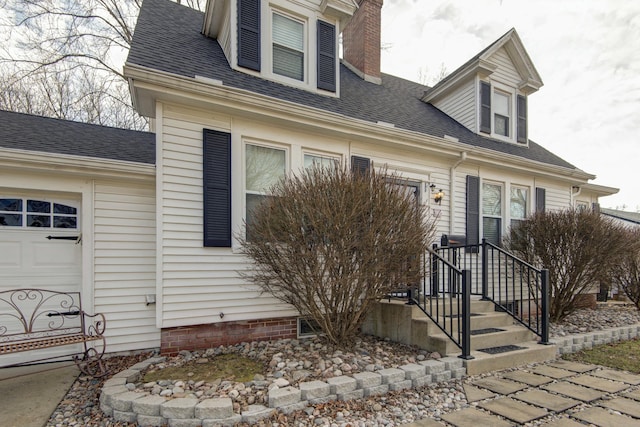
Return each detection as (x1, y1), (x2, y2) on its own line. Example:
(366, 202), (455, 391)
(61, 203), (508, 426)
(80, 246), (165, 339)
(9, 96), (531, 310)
(480, 81), (527, 143)
(272, 12), (304, 81)
(494, 91), (510, 137)
(245, 144), (287, 239)
(482, 183), (502, 245)
(303, 153), (338, 169)
(510, 186), (528, 228)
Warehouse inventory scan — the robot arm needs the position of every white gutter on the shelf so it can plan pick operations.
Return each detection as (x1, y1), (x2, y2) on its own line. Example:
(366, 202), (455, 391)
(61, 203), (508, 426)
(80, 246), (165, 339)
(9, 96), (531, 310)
(123, 63), (595, 183)
(0, 148), (155, 180)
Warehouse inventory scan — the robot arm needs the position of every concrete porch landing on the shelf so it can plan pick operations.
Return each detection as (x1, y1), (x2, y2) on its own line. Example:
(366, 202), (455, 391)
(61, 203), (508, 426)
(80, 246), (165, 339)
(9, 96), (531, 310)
(363, 298), (556, 375)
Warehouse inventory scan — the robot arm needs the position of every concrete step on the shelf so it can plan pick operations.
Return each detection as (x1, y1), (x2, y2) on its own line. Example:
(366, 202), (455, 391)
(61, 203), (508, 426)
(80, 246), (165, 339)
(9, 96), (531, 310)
(418, 311), (514, 331)
(463, 341), (557, 375)
(421, 325), (537, 355)
(415, 299), (495, 316)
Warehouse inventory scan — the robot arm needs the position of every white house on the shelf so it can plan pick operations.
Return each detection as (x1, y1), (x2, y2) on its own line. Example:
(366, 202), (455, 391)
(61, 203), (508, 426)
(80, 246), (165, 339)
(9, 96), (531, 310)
(0, 0), (617, 361)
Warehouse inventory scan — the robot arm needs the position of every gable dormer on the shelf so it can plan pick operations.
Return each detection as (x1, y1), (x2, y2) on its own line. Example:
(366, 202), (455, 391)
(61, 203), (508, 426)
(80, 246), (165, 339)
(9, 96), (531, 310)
(203, 0), (357, 96)
(422, 28), (543, 145)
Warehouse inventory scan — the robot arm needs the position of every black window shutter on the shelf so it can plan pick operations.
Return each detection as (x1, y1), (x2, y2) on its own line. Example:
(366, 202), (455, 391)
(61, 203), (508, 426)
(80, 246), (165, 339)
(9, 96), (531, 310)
(203, 129), (232, 247)
(535, 187), (546, 213)
(480, 81), (491, 134)
(592, 202), (601, 214)
(517, 95), (527, 143)
(317, 20), (336, 92)
(351, 155), (370, 175)
(237, 0), (261, 71)
(466, 175), (480, 250)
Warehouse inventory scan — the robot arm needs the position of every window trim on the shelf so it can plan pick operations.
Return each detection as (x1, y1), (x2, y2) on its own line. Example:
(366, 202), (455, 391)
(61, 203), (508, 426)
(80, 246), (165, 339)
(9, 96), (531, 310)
(479, 80), (527, 145)
(303, 150), (341, 170)
(270, 9), (307, 83)
(493, 89), (511, 138)
(243, 141), (289, 238)
(509, 185), (529, 229)
(482, 181), (503, 245)
(0, 197), (79, 229)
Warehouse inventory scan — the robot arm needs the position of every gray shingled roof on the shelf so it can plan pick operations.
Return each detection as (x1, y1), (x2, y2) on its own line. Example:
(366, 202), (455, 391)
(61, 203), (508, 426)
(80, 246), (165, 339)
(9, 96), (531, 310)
(0, 110), (155, 164)
(602, 208), (640, 225)
(127, 0), (576, 170)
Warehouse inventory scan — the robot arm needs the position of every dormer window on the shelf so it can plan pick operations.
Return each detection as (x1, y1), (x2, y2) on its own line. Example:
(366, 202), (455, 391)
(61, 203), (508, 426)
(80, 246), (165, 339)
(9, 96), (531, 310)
(494, 91), (510, 137)
(480, 81), (527, 144)
(272, 12), (304, 81)
(233, 0), (337, 94)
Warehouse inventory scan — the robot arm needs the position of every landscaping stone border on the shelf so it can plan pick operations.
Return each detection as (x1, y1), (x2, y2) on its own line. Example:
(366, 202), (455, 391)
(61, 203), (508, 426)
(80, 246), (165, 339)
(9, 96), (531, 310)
(551, 324), (640, 355)
(99, 356), (466, 426)
(99, 323), (640, 426)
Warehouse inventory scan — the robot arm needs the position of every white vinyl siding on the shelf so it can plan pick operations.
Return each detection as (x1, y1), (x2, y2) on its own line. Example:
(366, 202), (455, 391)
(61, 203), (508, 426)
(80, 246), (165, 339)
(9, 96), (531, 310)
(159, 105), (296, 328)
(488, 48), (521, 87)
(93, 181), (159, 352)
(432, 78), (476, 132)
(216, 0), (232, 65)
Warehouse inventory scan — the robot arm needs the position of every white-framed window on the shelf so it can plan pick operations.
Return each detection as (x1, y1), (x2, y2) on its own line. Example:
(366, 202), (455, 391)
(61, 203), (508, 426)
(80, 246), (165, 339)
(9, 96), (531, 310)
(493, 90), (511, 137)
(245, 143), (287, 239)
(510, 186), (528, 228)
(272, 11), (305, 81)
(576, 201), (589, 212)
(482, 182), (502, 245)
(0, 198), (78, 229)
(303, 152), (339, 169)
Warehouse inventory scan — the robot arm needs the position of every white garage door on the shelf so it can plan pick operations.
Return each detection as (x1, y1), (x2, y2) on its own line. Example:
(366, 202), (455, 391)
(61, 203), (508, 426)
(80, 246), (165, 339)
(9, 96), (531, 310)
(0, 196), (82, 365)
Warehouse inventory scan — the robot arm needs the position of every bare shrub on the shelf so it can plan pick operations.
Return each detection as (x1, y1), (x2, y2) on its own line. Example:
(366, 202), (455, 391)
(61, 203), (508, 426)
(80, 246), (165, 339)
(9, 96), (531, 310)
(239, 165), (438, 345)
(504, 208), (627, 321)
(611, 228), (640, 309)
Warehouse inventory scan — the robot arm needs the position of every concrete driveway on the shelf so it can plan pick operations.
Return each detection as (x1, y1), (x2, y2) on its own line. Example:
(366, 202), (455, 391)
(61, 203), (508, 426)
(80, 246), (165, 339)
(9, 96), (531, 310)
(0, 361), (79, 427)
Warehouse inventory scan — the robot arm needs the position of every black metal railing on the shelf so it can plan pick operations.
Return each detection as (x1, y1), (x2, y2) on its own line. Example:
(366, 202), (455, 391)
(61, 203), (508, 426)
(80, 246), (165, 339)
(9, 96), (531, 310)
(433, 239), (549, 344)
(411, 248), (473, 359)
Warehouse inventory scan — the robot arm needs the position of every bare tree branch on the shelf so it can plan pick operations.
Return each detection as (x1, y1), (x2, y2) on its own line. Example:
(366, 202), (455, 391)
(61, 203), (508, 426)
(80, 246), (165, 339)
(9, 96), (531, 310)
(0, 0), (204, 129)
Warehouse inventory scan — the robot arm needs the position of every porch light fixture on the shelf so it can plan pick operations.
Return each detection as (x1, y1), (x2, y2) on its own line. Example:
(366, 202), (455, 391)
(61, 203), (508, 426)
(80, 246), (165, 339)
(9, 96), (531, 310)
(429, 183), (444, 204)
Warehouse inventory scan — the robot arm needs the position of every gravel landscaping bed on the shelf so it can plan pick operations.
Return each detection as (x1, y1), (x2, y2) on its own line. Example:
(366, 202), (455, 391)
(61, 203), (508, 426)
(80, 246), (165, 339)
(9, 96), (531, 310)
(46, 304), (640, 427)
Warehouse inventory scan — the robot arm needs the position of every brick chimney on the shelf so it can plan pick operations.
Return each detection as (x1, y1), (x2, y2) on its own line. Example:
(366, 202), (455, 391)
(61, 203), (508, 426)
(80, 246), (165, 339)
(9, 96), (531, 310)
(342, 0), (383, 84)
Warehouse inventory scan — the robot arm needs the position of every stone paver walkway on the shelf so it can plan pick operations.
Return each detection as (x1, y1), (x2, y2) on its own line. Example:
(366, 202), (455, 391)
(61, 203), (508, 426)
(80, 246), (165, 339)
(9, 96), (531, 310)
(406, 360), (640, 427)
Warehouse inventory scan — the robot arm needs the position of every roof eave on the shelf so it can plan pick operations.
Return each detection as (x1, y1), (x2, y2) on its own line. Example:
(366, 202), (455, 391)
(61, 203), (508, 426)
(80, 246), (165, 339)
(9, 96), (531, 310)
(0, 147), (155, 180)
(422, 59), (497, 103)
(580, 182), (620, 197)
(125, 62), (592, 183)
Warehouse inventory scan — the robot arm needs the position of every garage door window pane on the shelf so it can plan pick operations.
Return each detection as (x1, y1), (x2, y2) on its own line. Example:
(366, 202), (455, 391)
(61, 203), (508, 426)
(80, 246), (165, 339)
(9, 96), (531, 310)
(54, 216), (77, 228)
(54, 204), (77, 215)
(27, 200), (51, 213)
(0, 199), (23, 226)
(27, 215), (51, 227)
(0, 214), (21, 226)
(0, 198), (22, 211)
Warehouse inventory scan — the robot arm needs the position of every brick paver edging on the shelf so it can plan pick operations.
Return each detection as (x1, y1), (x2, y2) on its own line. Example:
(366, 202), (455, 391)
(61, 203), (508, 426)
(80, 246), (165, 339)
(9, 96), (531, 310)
(551, 323), (640, 355)
(99, 356), (466, 426)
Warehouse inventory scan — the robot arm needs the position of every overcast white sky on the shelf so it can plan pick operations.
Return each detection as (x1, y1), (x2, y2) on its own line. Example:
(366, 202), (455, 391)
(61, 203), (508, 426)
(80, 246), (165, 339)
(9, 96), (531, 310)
(379, 0), (640, 211)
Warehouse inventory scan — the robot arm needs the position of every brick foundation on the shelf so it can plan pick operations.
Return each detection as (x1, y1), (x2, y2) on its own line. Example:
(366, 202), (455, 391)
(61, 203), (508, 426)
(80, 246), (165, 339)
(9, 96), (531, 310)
(160, 317), (298, 355)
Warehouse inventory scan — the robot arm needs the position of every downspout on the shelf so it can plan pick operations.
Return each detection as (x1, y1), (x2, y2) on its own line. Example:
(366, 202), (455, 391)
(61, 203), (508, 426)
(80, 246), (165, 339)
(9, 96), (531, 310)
(571, 185), (582, 207)
(449, 151), (468, 235)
